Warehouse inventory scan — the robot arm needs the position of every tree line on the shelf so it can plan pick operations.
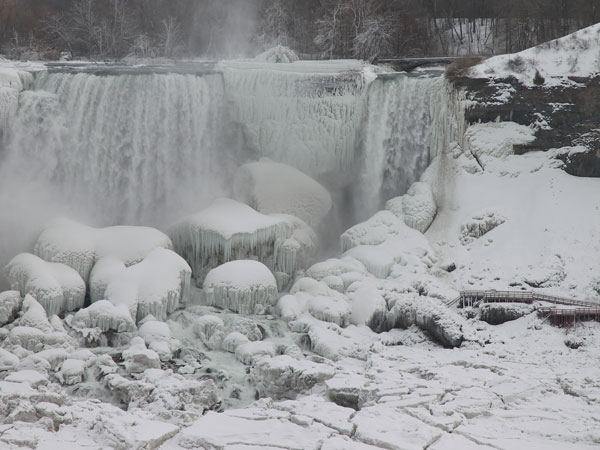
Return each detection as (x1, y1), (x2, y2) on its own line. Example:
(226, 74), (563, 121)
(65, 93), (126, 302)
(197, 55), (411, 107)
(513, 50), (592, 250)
(0, 0), (598, 60)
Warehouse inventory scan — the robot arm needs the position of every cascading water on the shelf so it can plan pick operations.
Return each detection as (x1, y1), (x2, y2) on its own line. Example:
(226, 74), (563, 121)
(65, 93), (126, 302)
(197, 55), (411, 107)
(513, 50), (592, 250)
(3, 71), (229, 226)
(355, 73), (464, 220)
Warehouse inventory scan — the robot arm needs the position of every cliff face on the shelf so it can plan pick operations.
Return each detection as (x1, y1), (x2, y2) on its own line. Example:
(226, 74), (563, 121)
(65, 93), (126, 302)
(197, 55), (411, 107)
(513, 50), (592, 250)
(452, 75), (600, 177)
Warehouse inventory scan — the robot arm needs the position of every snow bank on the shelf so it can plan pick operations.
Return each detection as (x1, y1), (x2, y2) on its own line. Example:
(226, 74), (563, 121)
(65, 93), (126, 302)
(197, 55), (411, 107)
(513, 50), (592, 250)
(203, 260), (279, 315)
(234, 158), (332, 227)
(169, 198), (315, 286)
(95, 248), (191, 323)
(464, 122), (535, 170)
(4, 253), (85, 316)
(34, 218), (172, 284)
(469, 23), (600, 86)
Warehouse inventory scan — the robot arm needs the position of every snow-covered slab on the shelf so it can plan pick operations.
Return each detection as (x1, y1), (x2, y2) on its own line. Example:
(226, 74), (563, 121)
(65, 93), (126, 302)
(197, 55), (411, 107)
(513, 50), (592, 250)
(352, 404), (442, 450)
(4, 253), (85, 316)
(34, 217), (172, 284)
(170, 198), (315, 286)
(234, 158), (332, 227)
(175, 411), (329, 450)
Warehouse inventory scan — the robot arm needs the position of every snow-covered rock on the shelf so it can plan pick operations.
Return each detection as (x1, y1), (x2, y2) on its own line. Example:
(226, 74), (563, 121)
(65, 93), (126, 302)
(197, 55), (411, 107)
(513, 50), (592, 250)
(460, 208), (507, 244)
(5, 253), (85, 316)
(479, 302), (535, 325)
(56, 359), (86, 385)
(122, 337), (161, 373)
(254, 45), (300, 63)
(234, 158), (332, 227)
(34, 217), (172, 284)
(0, 348), (19, 371)
(203, 260), (279, 315)
(92, 248), (191, 323)
(386, 182), (437, 233)
(71, 300), (136, 333)
(250, 355), (335, 399)
(0, 290), (23, 326)
(169, 198), (315, 286)
(138, 319), (178, 361)
(235, 341), (277, 365)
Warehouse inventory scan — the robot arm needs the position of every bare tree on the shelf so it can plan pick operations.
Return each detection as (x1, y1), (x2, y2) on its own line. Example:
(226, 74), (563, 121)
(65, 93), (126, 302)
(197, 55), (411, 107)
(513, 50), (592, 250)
(353, 16), (392, 61)
(160, 16), (180, 58)
(314, 0), (345, 58)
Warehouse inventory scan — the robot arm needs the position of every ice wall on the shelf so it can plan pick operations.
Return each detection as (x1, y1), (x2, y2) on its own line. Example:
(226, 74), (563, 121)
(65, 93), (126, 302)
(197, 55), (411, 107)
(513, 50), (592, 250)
(355, 74), (464, 220)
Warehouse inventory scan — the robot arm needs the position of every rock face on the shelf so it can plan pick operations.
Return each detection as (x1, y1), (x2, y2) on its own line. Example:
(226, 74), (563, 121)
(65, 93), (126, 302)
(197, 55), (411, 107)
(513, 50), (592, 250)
(479, 302), (535, 325)
(452, 75), (600, 177)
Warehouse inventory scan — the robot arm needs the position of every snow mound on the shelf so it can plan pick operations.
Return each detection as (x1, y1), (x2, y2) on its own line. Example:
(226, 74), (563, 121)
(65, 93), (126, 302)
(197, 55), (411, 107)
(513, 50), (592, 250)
(138, 319), (178, 361)
(460, 209), (507, 245)
(93, 248), (191, 323)
(234, 158), (332, 227)
(34, 218), (172, 284)
(169, 198), (315, 286)
(4, 253), (85, 316)
(203, 260), (279, 315)
(464, 122), (535, 169)
(386, 182), (437, 233)
(469, 23), (600, 86)
(254, 45), (299, 63)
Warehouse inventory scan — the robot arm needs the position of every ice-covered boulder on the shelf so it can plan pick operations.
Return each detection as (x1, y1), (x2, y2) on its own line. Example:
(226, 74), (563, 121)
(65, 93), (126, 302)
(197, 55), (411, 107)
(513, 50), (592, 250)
(138, 319), (178, 361)
(122, 337), (161, 373)
(168, 198), (315, 286)
(71, 300), (136, 333)
(4, 254), (85, 316)
(348, 279), (388, 330)
(34, 218), (172, 284)
(0, 348), (19, 371)
(254, 45), (299, 63)
(193, 314), (225, 350)
(385, 182), (437, 233)
(234, 159), (332, 227)
(0, 290), (23, 326)
(92, 248), (191, 323)
(235, 341), (277, 365)
(250, 355), (335, 399)
(341, 211), (405, 252)
(56, 359), (86, 385)
(203, 260), (279, 315)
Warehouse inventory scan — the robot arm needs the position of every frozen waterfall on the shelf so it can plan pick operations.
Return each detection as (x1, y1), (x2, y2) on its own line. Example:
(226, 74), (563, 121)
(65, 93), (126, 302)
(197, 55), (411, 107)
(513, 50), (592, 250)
(355, 74), (464, 220)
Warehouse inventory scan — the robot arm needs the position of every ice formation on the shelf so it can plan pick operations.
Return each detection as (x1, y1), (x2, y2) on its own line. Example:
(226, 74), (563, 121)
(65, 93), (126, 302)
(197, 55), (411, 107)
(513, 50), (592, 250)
(220, 60), (368, 177)
(93, 248), (191, 323)
(233, 158), (333, 227)
(4, 253), (85, 316)
(385, 182), (437, 233)
(34, 218), (173, 284)
(169, 198), (316, 286)
(0, 290), (22, 326)
(70, 300), (136, 333)
(203, 260), (279, 315)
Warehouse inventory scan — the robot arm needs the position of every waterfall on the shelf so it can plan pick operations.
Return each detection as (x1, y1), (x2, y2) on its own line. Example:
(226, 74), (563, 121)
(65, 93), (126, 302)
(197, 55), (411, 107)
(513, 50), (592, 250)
(355, 74), (464, 220)
(2, 71), (229, 227)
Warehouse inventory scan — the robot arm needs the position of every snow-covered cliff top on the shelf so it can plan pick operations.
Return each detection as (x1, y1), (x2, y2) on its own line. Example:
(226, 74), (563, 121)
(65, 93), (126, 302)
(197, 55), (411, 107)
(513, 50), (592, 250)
(469, 23), (600, 86)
